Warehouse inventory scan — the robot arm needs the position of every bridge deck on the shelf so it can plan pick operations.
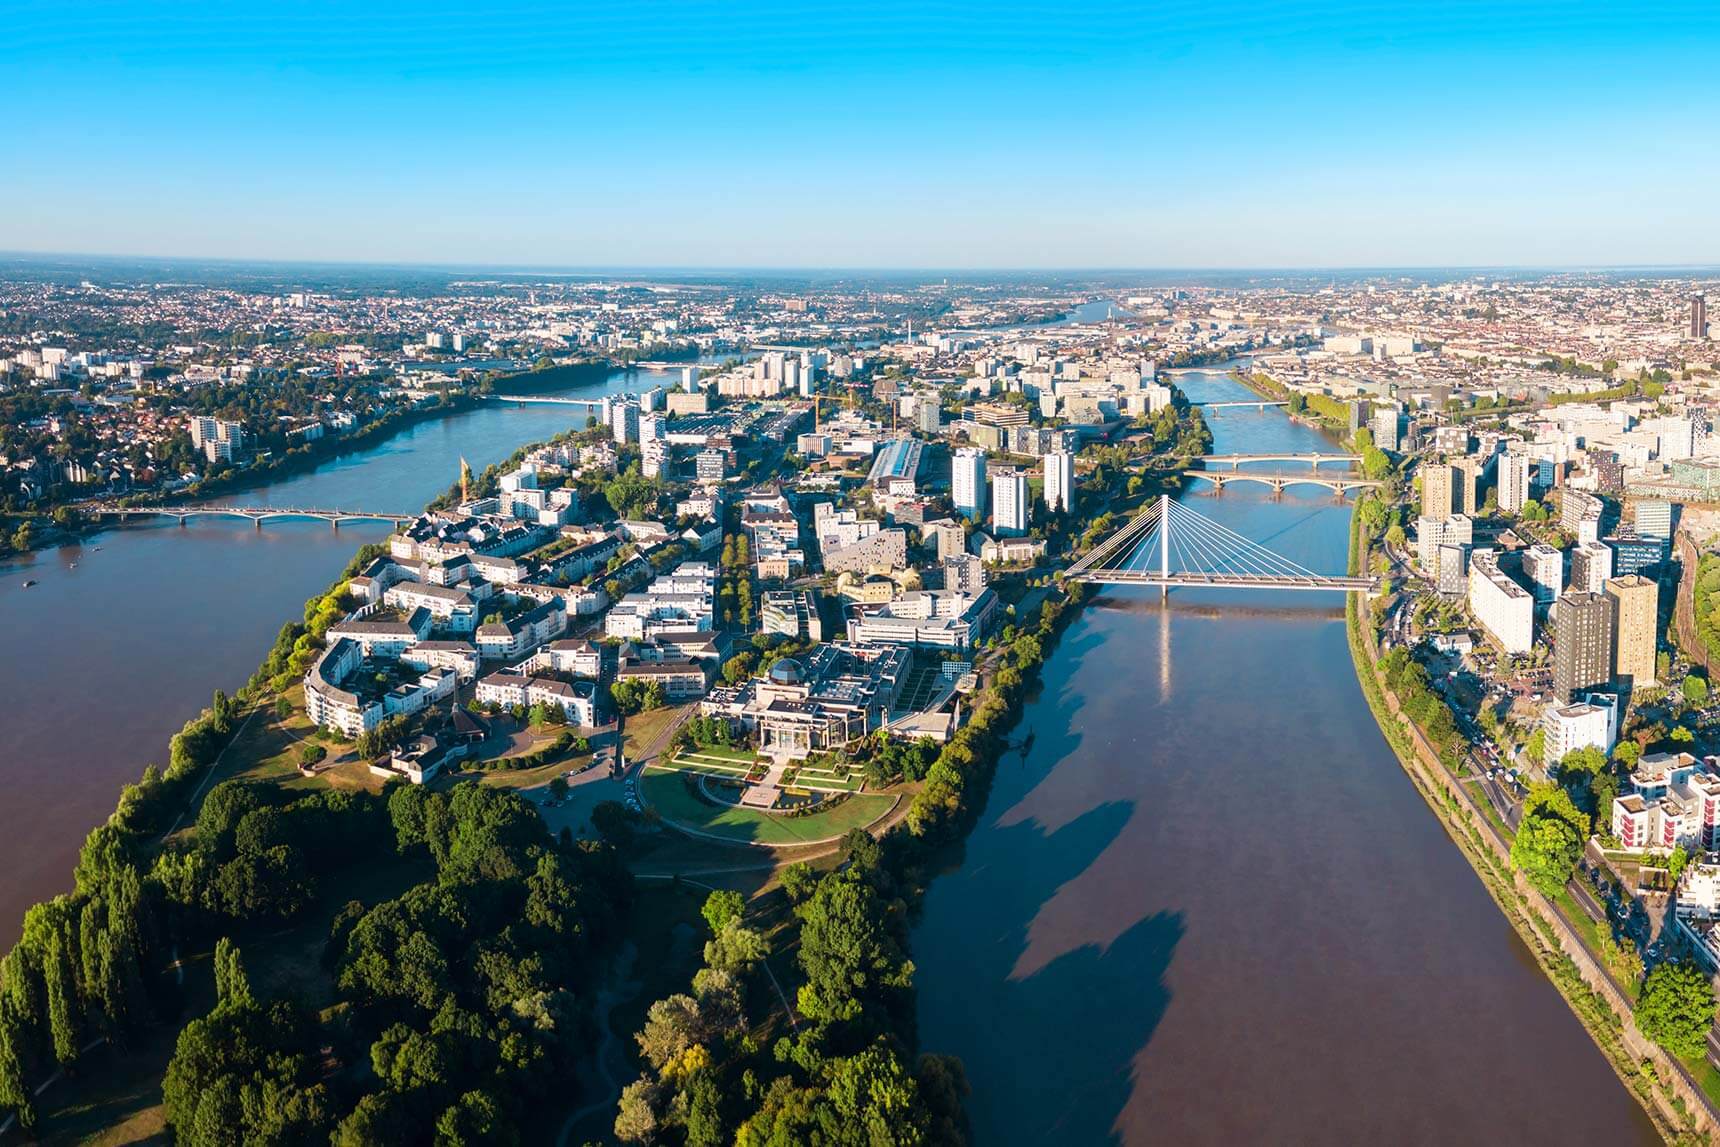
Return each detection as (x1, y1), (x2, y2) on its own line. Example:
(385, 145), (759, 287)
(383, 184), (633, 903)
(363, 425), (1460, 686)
(1070, 570), (1375, 591)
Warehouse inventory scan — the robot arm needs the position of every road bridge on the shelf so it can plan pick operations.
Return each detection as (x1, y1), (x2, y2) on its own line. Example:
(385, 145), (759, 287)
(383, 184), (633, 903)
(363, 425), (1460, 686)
(485, 394), (608, 407)
(88, 504), (413, 530)
(1064, 494), (1376, 594)
(1200, 452), (1360, 468)
(1183, 470), (1381, 495)
(1190, 400), (1288, 411)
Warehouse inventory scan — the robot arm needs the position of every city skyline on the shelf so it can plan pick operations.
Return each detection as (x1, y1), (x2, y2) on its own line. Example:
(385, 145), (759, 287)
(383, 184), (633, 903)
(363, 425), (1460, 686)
(8, 0), (1720, 268)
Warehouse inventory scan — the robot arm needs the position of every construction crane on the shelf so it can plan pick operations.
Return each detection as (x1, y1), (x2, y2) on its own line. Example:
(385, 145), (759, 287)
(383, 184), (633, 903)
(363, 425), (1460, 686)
(811, 390), (856, 432)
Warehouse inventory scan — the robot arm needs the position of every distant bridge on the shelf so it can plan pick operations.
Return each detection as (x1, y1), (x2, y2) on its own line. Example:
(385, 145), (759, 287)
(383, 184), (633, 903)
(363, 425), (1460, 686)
(485, 394), (608, 407)
(1200, 452), (1360, 468)
(89, 503), (412, 529)
(1183, 470), (1380, 495)
(1190, 400), (1288, 411)
(1065, 494), (1376, 593)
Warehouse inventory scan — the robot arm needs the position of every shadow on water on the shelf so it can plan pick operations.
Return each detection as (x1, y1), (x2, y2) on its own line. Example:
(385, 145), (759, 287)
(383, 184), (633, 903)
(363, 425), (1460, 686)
(915, 797), (1184, 1146)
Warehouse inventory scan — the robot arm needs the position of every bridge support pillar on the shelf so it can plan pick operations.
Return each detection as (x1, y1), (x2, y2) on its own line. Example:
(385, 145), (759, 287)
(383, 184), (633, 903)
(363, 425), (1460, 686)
(255, 518), (262, 530)
(331, 519), (339, 531)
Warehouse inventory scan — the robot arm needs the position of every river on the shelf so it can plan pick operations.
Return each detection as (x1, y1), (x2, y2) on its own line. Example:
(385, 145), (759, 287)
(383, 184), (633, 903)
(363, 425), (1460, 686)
(0, 361), (702, 946)
(909, 369), (1659, 1144)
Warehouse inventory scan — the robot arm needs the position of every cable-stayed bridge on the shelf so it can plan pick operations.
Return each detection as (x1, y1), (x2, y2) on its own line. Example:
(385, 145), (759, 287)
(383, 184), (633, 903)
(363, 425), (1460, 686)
(1064, 494), (1376, 593)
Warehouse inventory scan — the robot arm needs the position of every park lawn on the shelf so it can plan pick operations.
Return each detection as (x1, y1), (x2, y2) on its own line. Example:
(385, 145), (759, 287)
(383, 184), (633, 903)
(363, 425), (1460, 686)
(622, 704), (689, 761)
(679, 745), (757, 765)
(662, 753), (755, 780)
(785, 766), (864, 793)
(640, 768), (894, 846)
(477, 752), (594, 792)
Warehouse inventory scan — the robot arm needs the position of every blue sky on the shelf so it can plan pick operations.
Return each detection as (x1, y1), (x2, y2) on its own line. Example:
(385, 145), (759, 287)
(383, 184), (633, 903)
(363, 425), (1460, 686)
(5, 1), (1718, 268)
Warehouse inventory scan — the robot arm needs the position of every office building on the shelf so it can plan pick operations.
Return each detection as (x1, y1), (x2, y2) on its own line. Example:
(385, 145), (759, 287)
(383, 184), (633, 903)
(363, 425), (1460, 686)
(1469, 550), (1534, 655)
(1694, 295), (1709, 340)
(991, 468), (1030, 536)
(1606, 532), (1664, 578)
(952, 447), (987, 520)
(1043, 451), (1075, 513)
(1525, 544), (1564, 605)
(1606, 574), (1659, 691)
(1553, 591), (1614, 703)
(1571, 540), (1613, 595)
(1635, 500), (1673, 540)
(1421, 462), (1454, 519)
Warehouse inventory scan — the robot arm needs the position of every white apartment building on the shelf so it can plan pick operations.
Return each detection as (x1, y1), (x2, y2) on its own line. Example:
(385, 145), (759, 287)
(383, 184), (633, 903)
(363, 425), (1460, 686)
(952, 447), (987, 520)
(1043, 451), (1074, 513)
(1612, 753), (1720, 853)
(385, 580), (482, 632)
(1416, 514), (1472, 572)
(991, 468), (1030, 536)
(1541, 693), (1617, 761)
(1571, 540), (1614, 594)
(1498, 452), (1534, 513)
(475, 672), (599, 726)
(611, 400), (640, 445)
(1468, 550), (1534, 654)
(1525, 544), (1564, 605)
(1675, 862), (1720, 970)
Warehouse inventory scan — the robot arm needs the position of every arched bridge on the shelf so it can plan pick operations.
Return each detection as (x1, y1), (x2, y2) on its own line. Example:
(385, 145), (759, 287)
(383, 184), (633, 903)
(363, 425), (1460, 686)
(89, 503), (413, 529)
(1065, 494), (1376, 593)
(1184, 470), (1381, 495)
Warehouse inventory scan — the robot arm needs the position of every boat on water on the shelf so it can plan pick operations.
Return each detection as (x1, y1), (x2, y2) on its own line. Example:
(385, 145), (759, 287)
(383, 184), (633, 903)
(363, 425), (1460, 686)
(21, 580), (38, 588)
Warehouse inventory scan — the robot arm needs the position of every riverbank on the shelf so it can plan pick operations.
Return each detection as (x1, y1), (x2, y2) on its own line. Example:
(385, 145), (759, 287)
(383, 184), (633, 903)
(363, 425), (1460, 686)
(8, 360), (620, 559)
(1346, 515), (1714, 1142)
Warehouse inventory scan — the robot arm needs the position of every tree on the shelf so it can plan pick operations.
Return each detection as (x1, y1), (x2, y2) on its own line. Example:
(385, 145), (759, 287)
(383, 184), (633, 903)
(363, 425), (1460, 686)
(1636, 960), (1716, 1059)
(1670, 845), (1692, 886)
(1511, 784), (1587, 896)
(701, 889), (745, 935)
(795, 876), (912, 1029)
(548, 777), (569, 802)
(705, 921), (770, 973)
(213, 936), (252, 1009)
(1685, 674), (1710, 705)
(779, 863), (818, 904)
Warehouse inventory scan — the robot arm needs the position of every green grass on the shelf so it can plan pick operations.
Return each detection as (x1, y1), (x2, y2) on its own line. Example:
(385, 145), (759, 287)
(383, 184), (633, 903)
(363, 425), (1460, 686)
(622, 704), (689, 760)
(663, 754), (755, 779)
(680, 745), (756, 765)
(640, 767), (894, 845)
